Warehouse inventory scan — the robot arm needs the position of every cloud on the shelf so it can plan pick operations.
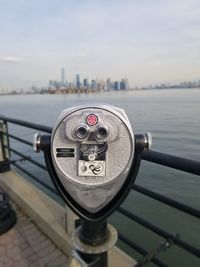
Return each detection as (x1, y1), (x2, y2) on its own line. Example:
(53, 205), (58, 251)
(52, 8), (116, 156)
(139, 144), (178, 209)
(1, 56), (23, 63)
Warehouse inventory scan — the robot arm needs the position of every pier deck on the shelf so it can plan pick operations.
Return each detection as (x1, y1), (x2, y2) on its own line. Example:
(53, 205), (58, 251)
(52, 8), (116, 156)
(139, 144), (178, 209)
(0, 202), (68, 267)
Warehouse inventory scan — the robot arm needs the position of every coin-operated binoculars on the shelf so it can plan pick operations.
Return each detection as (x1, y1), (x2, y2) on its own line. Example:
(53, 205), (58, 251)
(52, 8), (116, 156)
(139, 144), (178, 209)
(33, 105), (152, 267)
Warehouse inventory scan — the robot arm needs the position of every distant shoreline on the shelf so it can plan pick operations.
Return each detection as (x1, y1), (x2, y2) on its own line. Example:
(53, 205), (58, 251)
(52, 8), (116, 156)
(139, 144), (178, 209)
(0, 86), (199, 96)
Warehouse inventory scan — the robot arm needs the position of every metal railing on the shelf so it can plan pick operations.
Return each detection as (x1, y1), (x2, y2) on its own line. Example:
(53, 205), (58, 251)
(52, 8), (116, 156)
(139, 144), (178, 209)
(0, 115), (200, 267)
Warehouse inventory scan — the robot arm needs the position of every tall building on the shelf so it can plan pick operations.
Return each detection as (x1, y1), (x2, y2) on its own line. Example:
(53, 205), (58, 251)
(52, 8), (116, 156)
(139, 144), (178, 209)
(83, 78), (89, 88)
(120, 78), (129, 90)
(76, 74), (81, 88)
(61, 67), (65, 87)
(114, 81), (120, 90)
(91, 79), (97, 90)
(106, 78), (112, 90)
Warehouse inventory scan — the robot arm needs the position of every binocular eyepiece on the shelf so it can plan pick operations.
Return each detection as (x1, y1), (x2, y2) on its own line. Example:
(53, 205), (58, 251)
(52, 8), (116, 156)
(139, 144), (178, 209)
(75, 124), (109, 140)
(96, 126), (108, 140)
(75, 125), (90, 139)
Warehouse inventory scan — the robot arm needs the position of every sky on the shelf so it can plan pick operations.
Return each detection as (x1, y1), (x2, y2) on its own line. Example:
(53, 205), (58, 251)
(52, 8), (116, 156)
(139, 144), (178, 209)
(0, 0), (200, 89)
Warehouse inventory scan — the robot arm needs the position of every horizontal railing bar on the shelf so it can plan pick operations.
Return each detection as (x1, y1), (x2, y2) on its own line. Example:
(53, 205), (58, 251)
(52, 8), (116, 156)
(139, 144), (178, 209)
(2, 132), (33, 147)
(117, 207), (200, 258)
(118, 232), (169, 267)
(12, 162), (58, 196)
(5, 145), (47, 171)
(133, 184), (200, 219)
(0, 115), (52, 133)
(142, 150), (200, 176)
(1, 115), (200, 175)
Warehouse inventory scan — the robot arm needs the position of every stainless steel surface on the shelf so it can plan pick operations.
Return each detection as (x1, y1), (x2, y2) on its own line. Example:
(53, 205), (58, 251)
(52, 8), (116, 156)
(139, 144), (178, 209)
(51, 105), (134, 213)
(144, 132), (152, 150)
(33, 133), (41, 153)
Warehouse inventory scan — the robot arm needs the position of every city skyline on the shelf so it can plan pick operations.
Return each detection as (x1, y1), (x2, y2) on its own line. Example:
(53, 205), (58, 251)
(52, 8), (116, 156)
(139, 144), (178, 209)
(48, 68), (129, 90)
(1, 65), (199, 95)
(0, 0), (200, 89)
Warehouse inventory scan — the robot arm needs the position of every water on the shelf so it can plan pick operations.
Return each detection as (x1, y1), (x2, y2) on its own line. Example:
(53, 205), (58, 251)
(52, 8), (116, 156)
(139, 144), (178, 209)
(0, 89), (200, 266)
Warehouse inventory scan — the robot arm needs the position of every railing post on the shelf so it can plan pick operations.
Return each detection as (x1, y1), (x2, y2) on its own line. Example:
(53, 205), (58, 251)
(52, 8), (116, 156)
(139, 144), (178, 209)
(0, 119), (10, 173)
(64, 205), (79, 237)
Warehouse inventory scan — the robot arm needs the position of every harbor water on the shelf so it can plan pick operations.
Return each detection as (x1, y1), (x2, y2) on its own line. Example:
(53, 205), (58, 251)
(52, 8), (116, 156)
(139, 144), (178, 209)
(0, 88), (200, 266)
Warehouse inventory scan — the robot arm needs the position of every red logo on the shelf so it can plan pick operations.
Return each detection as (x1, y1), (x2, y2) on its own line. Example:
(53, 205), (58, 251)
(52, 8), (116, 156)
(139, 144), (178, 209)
(86, 114), (98, 126)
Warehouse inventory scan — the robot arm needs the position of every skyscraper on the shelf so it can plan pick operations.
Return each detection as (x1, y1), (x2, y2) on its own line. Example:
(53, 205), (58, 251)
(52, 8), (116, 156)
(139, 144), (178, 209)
(91, 79), (97, 90)
(83, 78), (89, 88)
(114, 81), (120, 90)
(61, 67), (65, 87)
(121, 78), (129, 90)
(76, 74), (81, 88)
(106, 78), (112, 90)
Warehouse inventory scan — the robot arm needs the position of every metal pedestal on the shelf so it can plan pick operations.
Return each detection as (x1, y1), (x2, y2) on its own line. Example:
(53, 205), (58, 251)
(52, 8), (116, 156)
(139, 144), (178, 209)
(69, 221), (117, 267)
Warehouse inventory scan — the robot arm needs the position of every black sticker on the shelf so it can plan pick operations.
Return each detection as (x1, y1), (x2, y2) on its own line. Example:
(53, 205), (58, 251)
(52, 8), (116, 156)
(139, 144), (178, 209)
(56, 148), (75, 158)
(56, 148), (74, 152)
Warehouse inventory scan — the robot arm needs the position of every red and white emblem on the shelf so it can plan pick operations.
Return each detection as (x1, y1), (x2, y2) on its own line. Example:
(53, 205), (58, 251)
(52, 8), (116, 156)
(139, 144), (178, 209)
(86, 114), (98, 126)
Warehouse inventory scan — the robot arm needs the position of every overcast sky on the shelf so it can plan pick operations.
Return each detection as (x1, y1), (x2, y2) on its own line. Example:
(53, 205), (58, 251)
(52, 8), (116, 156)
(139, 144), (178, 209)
(0, 0), (200, 89)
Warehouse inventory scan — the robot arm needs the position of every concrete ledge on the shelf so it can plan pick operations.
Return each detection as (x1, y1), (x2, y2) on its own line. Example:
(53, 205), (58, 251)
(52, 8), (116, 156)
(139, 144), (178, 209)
(0, 170), (71, 255)
(0, 170), (136, 267)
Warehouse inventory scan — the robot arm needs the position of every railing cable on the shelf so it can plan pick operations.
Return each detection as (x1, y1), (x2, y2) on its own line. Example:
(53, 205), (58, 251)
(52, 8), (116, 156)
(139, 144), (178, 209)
(118, 207), (200, 258)
(133, 184), (200, 219)
(4, 145), (47, 171)
(142, 150), (200, 176)
(0, 116), (52, 133)
(12, 162), (58, 196)
(118, 232), (169, 267)
(135, 238), (173, 267)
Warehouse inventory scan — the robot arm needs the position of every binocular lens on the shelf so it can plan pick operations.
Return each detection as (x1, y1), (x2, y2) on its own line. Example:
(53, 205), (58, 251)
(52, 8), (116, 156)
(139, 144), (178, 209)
(96, 126), (108, 139)
(75, 125), (89, 139)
